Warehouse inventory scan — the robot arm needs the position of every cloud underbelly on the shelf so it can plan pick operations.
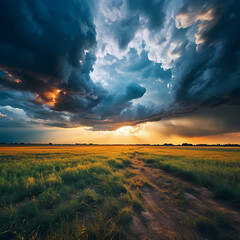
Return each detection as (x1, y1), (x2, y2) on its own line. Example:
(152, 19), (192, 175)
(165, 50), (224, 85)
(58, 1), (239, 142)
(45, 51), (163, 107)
(0, 0), (239, 133)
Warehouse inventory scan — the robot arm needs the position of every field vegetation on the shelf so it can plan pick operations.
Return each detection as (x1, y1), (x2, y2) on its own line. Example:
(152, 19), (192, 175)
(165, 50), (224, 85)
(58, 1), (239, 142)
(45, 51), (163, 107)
(135, 146), (240, 203)
(0, 146), (142, 239)
(0, 146), (240, 239)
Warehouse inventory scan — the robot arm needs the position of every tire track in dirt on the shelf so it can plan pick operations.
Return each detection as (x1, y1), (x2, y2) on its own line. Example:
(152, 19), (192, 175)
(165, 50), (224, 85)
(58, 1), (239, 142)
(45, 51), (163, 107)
(126, 156), (240, 240)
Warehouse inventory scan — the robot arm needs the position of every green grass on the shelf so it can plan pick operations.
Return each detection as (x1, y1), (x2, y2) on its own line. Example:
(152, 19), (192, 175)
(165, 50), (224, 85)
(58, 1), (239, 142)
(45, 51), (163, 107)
(192, 211), (235, 240)
(139, 148), (240, 203)
(0, 146), (240, 239)
(0, 146), (142, 240)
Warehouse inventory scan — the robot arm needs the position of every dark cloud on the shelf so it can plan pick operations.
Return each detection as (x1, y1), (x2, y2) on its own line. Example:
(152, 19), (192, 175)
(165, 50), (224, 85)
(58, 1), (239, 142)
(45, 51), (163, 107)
(125, 83), (146, 100)
(0, 0), (240, 137)
(172, 0), (240, 108)
(91, 83), (146, 122)
(126, 0), (166, 29)
(138, 0), (240, 128)
(125, 50), (172, 81)
(0, 0), (96, 75)
(113, 15), (140, 49)
(0, 0), (99, 114)
(154, 105), (240, 138)
(0, 0), (147, 130)
(0, 90), (71, 128)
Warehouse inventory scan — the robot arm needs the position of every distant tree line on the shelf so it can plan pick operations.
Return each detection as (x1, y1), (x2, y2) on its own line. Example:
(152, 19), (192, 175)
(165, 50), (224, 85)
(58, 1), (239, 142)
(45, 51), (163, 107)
(0, 143), (239, 147)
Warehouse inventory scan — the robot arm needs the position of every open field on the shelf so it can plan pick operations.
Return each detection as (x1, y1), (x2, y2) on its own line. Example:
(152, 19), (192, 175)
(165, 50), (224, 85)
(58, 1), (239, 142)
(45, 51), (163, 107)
(0, 146), (240, 239)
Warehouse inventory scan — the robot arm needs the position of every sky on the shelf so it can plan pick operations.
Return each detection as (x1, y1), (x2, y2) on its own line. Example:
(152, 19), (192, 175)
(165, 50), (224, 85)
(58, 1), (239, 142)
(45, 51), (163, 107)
(0, 0), (240, 144)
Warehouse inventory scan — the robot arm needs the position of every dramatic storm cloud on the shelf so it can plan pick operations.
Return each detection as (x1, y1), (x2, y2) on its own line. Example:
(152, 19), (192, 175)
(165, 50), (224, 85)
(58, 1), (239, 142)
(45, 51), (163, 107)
(0, 0), (240, 138)
(0, 0), (147, 129)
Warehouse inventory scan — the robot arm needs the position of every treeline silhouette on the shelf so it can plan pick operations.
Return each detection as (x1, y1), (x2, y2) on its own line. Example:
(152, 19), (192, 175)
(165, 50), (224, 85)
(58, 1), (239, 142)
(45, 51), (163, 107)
(0, 143), (239, 147)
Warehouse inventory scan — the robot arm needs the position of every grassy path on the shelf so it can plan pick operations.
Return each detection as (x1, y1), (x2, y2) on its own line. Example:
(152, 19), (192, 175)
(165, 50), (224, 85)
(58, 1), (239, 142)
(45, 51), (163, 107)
(127, 155), (240, 240)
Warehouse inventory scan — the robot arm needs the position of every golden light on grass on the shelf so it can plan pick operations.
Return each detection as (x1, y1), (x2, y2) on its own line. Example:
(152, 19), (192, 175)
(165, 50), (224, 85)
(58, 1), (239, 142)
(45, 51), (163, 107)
(0, 145), (239, 239)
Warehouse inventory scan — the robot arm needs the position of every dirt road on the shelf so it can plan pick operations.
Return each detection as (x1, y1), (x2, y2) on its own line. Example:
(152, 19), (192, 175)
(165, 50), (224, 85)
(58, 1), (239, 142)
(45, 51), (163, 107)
(127, 156), (240, 240)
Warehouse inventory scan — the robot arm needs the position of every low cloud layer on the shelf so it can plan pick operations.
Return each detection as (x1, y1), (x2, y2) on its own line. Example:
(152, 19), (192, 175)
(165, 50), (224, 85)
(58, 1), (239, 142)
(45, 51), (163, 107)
(0, 0), (240, 136)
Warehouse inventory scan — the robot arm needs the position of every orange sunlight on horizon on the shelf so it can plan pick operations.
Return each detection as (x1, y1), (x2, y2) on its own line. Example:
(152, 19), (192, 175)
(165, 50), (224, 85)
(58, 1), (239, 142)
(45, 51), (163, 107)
(36, 121), (240, 145)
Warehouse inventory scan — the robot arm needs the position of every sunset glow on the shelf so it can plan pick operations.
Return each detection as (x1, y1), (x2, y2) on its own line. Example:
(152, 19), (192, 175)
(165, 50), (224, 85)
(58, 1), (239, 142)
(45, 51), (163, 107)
(115, 126), (142, 136)
(36, 89), (62, 106)
(45, 89), (61, 106)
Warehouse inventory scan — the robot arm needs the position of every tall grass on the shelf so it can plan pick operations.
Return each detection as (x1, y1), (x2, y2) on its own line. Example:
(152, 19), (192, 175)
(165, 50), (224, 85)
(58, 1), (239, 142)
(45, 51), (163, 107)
(0, 145), (239, 239)
(137, 147), (240, 203)
(0, 146), (140, 240)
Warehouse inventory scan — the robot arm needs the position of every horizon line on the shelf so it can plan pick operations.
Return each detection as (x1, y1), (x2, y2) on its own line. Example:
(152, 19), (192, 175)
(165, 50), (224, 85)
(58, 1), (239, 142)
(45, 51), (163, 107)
(1, 143), (240, 147)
